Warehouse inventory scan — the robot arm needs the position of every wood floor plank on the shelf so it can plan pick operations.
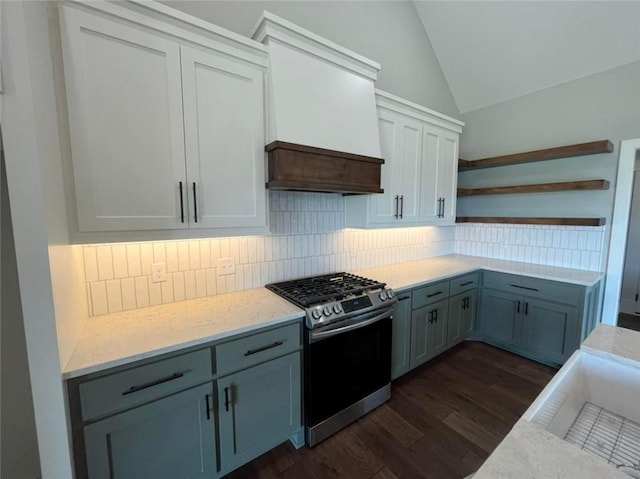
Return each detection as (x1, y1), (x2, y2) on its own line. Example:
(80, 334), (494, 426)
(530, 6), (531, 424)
(222, 342), (556, 479)
(368, 404), (424, 448)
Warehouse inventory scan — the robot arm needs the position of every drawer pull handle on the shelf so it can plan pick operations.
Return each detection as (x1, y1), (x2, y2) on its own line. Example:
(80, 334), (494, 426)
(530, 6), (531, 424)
(224, 387), (231, 412)
(244, 340), (284, 356)
(426, 291), (443, 298)
(510, 284), (539, 292)
(460, 281), (474, 287)
(122, 372), (184, 396)
(398, 296), (411, 301)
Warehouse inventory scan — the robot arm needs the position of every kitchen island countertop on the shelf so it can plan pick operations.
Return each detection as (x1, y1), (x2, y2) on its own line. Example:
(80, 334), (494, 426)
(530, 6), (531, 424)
(63, 254), (603, 379)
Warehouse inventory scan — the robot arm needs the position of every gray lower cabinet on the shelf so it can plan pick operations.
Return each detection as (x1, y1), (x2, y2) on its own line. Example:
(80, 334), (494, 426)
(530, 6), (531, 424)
(447, 289), (477, 348)
(521, 298), (578, 364)
(479, 288), (521, 346)
(410, 299), (448, 369)
(391, 294), (412, 380)
(479, 271), (601, 365)
(217, 352), (301, 474)
(69, 322), (303, 479)
(84, 383), (216, 479)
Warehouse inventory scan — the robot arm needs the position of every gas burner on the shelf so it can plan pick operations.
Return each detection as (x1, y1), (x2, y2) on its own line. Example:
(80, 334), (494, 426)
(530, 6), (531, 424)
(266, 272), (394, 329)
(266, 272), (386, 309)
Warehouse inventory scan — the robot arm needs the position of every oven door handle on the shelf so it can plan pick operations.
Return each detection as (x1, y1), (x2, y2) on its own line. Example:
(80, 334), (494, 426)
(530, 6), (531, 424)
(309, 307), (394, 343)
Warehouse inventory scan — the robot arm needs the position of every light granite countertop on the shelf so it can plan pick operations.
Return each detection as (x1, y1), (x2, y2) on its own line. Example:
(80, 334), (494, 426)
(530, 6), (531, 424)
(472, 324), (639, 479)
(356, 254), (602, 291)
(63, 288), (303, 379)
(63, 254), (603, 380)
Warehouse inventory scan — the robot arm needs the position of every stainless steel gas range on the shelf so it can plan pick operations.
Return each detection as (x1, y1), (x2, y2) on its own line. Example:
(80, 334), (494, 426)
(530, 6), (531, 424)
(266, 272), (397, 446)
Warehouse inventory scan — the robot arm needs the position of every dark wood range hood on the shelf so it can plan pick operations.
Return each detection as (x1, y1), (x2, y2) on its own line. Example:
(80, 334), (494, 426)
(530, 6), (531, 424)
(265, 141), (384, 195)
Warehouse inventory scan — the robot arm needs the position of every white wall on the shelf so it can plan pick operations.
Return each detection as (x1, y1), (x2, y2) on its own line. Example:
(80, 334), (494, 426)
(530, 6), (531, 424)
(458, 61), (640, 271)
(1, 157), (41, 479)
(162, 0), (459, 118)
(1, 2), (77, 477)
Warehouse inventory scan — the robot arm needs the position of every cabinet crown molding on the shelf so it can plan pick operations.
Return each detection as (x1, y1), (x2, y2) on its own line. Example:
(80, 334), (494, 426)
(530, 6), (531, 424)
(251, 10), (381, 81)
(67, 0), (268, 67)
(375, 89), (464, 134)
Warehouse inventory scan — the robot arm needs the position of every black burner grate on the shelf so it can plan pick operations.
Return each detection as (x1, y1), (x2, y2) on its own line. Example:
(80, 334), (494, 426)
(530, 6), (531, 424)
(266, 272), (386, 308)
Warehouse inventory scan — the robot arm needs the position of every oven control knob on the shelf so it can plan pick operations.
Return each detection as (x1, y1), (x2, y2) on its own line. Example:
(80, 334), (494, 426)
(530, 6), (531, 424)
(312, 308), (322, 320)
(333, 304), (342, 314)
(323, 306), (332, 317)
(378, 291), (388, 301)
(387, 289), (395, 299)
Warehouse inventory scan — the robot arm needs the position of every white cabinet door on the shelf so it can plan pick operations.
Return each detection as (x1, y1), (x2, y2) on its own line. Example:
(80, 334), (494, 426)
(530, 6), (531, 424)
(419, 124), (459, 224)
(437, 131), (459, 224)
(60, 7), (187, 232)
(396, 118), (422, 223)
(367, 111), (399, 224)
(367, 110), (421, 225)
(418, 125), (440, 223)
(181, 47), (267, 230)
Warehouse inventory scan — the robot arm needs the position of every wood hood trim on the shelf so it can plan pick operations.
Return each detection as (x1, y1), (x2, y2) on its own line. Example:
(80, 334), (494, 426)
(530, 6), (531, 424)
(265, 141), (385, 195)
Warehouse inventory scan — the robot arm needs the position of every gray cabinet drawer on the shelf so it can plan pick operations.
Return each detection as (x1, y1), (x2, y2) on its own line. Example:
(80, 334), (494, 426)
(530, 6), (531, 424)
(450, 272), (479, 296)
(483, 271), (580, 305)
(79, 348), (212, 421)
(216, 323), (301, 376)
(412, 280), (450, 309)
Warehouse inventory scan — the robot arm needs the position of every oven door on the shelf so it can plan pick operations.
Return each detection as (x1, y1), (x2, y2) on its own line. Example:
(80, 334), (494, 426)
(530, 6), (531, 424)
(305, 306), (393, 431)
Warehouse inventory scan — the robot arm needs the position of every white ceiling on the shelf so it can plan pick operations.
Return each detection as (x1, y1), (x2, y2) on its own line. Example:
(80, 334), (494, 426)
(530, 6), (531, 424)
(414, 1), (640, 113)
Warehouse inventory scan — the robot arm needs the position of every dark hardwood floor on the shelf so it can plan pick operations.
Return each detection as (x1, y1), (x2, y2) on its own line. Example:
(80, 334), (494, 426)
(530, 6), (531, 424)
(618, 312), (640, 332)
(225, 341), (556, 479)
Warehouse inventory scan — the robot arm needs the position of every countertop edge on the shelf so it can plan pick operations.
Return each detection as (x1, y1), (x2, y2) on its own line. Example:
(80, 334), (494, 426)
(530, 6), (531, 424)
(62, 311), (304, 379)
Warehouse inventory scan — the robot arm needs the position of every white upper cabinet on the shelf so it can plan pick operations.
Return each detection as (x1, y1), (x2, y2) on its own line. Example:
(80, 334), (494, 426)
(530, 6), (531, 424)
(60, 7), (187, 232)
(345, 90), (464, 228)
(367, 110), (421, 224)
(181, 47), (266, 229)
(59, 4), (268, 238)
(419, 124), (459, 224)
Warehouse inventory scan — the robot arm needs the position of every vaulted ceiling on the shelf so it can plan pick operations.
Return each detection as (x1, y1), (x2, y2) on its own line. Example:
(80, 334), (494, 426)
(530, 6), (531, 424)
(414, 1), (640, 113)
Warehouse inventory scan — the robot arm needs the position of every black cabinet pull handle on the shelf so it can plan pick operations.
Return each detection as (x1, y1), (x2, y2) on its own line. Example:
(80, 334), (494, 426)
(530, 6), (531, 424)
(394, 195), (399, 219)
(205, 394), (211, 420)
(441, 198), (445, 217)
(437, 198), (442, 218)
(510, 284), (539, 292)
(398, 296), (411, 301)
(192, 182), (198, 223)
(517, 301), (521, 313)
(460, 281), (474, 287)
(179, 181), (184, 223)
(426, 291), (443, 298)
(122, 372), (184, 396)
(399, 195), (404, 219)
(244, 340), (284, 356)
(434, 309), (438, 322)
(525, 302), (529, 315)
(224, 387), (231, 412)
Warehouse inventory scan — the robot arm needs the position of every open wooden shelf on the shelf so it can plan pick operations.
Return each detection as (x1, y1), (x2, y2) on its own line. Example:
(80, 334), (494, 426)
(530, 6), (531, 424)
(456, 217), (606, 227)
(457, 179), (609, 197)
(458, 139), (613, 170)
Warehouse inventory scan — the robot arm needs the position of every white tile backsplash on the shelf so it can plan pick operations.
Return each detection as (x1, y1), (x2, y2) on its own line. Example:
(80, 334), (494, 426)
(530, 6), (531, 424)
(82, 192), (606, 316)
(454, 223), (605, 271)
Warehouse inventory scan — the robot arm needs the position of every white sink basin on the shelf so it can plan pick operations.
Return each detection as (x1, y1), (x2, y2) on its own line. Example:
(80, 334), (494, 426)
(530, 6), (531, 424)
(523, 350), (640, 438)
(523, 350), (640, 477)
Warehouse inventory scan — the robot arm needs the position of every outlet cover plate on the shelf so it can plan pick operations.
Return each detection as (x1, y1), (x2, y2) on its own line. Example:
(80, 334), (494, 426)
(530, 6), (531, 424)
(217, 258), (235, 276)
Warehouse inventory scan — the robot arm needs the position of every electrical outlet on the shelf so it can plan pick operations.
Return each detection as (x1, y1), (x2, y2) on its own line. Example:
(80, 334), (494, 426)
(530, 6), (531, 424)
(217, 257), (235, 276)
(151, 263), (166, 283)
